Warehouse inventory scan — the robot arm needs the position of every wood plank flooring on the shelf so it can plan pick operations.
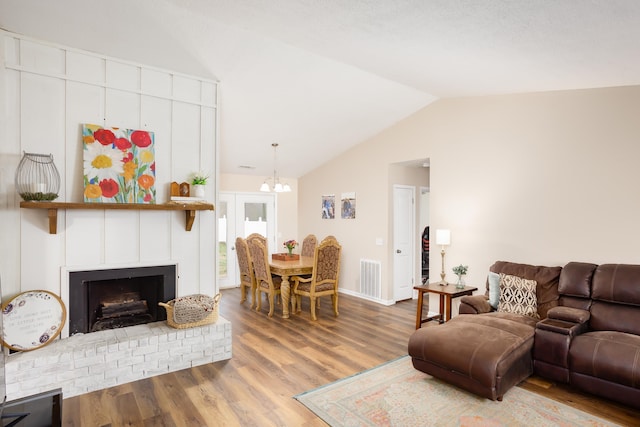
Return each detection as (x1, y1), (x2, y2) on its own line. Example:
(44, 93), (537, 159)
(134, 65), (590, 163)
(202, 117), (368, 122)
(62, 288), (640, 426)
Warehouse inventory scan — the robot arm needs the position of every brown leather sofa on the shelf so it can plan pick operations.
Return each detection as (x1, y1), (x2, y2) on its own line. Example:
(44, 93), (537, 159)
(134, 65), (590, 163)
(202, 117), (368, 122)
(534, 262), (640, 409)
(408, 261), (640, 409)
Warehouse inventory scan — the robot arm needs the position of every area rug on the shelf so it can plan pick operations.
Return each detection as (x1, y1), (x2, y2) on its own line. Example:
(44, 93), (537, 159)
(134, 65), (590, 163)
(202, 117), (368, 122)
(294, 356), (620, 427)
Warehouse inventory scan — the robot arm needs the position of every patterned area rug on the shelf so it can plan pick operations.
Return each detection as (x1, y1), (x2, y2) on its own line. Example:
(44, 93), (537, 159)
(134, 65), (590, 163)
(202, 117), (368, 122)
(294, 356), (620, 427)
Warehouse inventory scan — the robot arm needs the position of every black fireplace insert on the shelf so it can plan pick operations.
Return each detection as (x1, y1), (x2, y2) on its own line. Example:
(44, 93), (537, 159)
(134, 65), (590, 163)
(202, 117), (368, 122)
(68, 265), (176, 335)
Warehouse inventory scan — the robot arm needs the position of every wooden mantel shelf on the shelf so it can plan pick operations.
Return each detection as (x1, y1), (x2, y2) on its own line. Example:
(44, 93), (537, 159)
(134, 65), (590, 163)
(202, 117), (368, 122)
(20, 201), (215, 234)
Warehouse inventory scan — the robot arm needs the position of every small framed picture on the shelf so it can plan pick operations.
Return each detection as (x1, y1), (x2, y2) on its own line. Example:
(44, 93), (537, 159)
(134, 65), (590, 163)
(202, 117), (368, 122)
(322, 194), (335, 219)
(341, 192), (356, 219)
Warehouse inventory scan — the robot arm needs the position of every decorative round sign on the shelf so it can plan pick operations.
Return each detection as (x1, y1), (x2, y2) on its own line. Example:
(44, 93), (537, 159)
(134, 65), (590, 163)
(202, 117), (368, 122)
(1, 290), (66, 352)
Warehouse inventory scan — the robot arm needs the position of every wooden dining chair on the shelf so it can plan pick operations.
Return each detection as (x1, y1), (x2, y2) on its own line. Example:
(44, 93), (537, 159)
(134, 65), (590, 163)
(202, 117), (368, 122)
(246, 233), (267, 251)
(292, 237), (342, 320)
(300, 234), (317, 257)
(323, 235), (338, 244)
(235, 237), (256, 308)
(247, 238), (282, 317)
(246, 232), (282, 306)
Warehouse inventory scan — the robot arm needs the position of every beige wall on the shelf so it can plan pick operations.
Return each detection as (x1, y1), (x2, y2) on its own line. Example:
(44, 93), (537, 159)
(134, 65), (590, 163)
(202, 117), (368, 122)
(299, 85), (640, 304)
(219, 173), (298, 249)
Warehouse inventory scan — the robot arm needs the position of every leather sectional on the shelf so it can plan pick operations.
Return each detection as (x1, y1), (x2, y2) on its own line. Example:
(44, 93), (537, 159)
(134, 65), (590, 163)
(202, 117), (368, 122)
(408, 260), (640, 409)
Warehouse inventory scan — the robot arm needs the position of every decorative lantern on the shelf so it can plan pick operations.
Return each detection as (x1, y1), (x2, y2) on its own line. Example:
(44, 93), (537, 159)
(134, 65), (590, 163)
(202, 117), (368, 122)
(15, 152), (60, 201)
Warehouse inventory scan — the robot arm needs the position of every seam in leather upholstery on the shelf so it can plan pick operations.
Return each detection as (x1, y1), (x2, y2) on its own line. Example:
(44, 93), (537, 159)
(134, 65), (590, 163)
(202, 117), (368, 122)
(609, 264), (618, 301)
(467, 343), (481, 380)
(465, 320), (530, 339)
(633, 348), (640, 388)
(591, 340), (601, 377)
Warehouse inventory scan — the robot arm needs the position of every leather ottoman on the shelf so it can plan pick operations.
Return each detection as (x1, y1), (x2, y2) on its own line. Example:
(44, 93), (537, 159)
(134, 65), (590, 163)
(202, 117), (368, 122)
(408, 312), (537, 400)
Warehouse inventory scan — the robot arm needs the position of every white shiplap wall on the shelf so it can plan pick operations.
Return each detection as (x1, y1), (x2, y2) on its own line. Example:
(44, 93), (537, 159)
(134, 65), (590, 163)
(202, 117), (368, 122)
(0, 31), (218, 325)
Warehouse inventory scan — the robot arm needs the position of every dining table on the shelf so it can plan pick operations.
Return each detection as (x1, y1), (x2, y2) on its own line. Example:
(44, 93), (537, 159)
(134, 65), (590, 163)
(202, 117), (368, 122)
(269, 255), (314, 318)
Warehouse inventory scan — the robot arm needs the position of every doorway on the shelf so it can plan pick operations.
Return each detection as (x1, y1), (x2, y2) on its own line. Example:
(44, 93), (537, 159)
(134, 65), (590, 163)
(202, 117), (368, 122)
(390, 159), (430, 302)
(419, 187), (430, 283)
(217, 192), (276, 288)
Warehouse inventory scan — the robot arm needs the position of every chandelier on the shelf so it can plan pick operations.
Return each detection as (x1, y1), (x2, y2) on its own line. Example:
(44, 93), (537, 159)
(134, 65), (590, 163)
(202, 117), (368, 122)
(260, 143), (291, 193)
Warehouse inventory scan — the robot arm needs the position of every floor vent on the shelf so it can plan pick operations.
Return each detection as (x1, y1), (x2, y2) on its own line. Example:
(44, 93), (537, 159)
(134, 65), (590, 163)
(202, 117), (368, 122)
(360, 259), (381, 299)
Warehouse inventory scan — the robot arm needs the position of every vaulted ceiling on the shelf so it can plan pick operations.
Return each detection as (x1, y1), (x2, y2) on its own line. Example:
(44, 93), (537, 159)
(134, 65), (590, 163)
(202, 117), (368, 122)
(2, 0), (640, 178)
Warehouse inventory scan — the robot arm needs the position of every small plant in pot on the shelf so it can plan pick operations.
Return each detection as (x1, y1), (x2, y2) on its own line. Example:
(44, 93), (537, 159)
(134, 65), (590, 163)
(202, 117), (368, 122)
(191, 171), (209, 198)
(191, 172), (209, 185)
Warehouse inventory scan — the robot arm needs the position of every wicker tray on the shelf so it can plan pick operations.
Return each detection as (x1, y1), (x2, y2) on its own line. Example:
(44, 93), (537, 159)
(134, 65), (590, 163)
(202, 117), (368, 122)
(159, 293), (220, 329)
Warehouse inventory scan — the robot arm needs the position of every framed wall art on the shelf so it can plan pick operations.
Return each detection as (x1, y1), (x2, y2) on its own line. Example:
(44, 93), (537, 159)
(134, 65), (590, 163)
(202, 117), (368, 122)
(322, 194), (335, 219)
(82, 124), (156, 204)
(341, 192), (356, 219)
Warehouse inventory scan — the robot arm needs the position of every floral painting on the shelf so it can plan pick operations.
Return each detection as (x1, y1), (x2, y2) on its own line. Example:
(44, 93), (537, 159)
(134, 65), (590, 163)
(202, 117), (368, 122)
(82, 124), (156, 204)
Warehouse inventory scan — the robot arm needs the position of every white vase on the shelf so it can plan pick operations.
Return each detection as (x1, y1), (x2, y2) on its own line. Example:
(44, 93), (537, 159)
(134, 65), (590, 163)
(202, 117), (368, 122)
(192, 184), (205, 198)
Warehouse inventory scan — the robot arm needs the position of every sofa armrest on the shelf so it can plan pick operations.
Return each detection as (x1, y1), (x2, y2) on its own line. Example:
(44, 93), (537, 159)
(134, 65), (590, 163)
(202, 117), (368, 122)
(534, 314), (590, 381)
(536, 318), (588, 337)
(546, 306), (590, 324)
(538, 306), (590, 338)
(459, 295), (492, 315)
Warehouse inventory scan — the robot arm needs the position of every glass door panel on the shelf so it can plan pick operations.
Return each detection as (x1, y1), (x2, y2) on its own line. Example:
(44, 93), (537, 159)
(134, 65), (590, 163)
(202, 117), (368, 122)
(217, 192), (276, 289)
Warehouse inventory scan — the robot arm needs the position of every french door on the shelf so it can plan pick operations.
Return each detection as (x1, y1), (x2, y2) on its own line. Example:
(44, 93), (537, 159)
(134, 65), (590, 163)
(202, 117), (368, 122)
(217, 192), (276, 288)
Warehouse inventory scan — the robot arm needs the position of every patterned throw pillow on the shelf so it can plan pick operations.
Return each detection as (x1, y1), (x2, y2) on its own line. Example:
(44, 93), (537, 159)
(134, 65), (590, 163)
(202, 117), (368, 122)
(497, 273), (539, 318)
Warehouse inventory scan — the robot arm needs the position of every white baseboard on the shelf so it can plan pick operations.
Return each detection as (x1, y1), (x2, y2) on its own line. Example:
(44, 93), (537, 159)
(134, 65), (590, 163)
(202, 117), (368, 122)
(338, 288), (395, 306)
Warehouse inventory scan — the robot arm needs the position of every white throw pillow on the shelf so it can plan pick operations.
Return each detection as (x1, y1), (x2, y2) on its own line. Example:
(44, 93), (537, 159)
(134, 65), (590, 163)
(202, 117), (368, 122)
(488, 271), (500, 309)
(497, 273), (538, 318)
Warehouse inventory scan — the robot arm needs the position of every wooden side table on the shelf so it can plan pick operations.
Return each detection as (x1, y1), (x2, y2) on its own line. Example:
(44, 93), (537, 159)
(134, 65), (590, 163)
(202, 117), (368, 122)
(413, 282), (478, 329)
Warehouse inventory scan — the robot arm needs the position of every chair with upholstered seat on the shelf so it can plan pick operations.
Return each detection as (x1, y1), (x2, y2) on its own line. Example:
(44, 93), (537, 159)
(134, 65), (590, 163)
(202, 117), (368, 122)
(246, 232), (282, 306)
(235, 237), (256, 308)
(247, 238), (282, 317)
(300, 234), (317, 258)
(292, 237), (341, 320)
(300, 234), (320, 307)
(247, 233), (267, 249)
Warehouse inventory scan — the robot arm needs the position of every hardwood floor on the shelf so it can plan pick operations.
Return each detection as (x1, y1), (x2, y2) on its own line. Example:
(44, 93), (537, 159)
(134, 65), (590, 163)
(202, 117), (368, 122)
(62, 288), (640, 426)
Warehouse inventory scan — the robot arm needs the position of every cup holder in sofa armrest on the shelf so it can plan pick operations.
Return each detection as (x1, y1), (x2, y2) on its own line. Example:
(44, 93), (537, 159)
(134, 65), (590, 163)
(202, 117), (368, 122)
(536, 318), (587, 336)
(546, 306), (590, 324)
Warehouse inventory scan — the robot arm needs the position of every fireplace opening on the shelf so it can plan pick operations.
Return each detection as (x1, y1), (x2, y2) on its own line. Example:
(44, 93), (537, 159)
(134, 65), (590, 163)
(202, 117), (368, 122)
(69, 265), (176, 335)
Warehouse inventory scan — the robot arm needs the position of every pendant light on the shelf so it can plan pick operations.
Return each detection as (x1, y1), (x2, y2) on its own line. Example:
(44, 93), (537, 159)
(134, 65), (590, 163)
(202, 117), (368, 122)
(260, 143), (291, 193)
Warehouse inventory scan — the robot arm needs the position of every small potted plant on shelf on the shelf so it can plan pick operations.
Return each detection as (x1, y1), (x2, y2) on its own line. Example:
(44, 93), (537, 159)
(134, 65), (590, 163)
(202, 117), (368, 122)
(452, 264), (468, 288)
(191, 171), (209, 198)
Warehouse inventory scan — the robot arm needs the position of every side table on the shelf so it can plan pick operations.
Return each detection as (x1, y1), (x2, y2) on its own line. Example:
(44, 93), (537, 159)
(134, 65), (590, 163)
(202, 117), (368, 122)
(413, 282), (478, 329)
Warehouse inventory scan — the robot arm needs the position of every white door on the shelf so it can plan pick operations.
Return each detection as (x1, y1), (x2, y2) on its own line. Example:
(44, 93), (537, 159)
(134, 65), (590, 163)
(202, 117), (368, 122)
(393, 185), (415, 301)
(217, 192), (276, 289)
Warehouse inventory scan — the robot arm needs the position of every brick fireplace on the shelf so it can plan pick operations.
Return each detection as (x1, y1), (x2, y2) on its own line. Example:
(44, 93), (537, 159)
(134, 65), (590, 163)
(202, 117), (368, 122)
(4, 264), (232, 400)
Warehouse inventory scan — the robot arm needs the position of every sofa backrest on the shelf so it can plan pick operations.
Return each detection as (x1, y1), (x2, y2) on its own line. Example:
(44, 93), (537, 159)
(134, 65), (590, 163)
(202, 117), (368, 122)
(489, 261), (562, 319)
(589, 264), (640, 335)
(557, 262), (597, 310)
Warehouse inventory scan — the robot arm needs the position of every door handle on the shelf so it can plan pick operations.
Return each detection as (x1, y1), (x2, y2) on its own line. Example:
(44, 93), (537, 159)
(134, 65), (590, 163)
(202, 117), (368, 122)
(396, 249), (401, 253)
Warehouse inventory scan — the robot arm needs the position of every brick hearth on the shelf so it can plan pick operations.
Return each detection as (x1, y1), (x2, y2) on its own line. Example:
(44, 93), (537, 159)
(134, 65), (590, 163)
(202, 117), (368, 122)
(4, 317), (232, 400)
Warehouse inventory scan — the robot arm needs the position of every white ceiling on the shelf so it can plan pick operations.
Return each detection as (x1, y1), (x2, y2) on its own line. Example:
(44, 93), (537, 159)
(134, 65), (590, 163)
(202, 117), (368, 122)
(2, 0), (640, 178)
